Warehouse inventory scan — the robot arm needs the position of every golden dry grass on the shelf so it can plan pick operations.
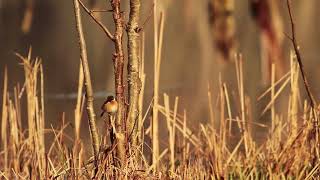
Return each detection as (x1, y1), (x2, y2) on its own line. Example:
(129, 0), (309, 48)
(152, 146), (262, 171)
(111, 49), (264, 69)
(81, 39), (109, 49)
(0, 49), (319, 179)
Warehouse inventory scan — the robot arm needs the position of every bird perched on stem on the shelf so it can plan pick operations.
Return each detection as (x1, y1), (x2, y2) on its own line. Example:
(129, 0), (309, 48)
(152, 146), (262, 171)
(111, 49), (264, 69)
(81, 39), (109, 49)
(100, 96), (118, 117)
(101, 96), (118, 144)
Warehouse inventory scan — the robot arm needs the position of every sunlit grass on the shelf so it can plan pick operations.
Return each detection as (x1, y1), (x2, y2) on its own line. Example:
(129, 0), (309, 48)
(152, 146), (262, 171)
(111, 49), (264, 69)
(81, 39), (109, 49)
(0, 49), (319, 179)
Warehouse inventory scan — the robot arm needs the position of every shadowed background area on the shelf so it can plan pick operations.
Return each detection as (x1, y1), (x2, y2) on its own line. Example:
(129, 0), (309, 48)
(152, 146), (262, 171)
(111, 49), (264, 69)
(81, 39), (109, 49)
(1, 0), (320, 147)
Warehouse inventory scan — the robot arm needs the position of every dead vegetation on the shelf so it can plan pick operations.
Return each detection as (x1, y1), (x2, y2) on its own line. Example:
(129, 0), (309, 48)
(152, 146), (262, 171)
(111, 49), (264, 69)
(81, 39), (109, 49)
(0, 0), (320, 179)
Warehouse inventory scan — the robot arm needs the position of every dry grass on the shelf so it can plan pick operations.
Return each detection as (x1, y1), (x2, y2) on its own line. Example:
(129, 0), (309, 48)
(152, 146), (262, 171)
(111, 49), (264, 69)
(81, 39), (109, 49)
(0, 48), (319, 179)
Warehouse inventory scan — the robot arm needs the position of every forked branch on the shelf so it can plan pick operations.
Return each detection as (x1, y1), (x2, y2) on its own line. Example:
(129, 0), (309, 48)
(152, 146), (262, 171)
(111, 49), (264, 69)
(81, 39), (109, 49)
(78, 0), (114, 40)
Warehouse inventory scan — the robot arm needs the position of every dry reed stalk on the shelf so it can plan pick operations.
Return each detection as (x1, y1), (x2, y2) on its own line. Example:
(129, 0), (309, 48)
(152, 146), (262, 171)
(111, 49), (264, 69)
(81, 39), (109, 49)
(12, 86), (20, 173)
(38, 64), (46, 177)
(183, 110), (187, 164)
(271, 64), (276, 151)
(207, 85), (218, 171)
(157, 105), (201, 147)
(19, 50), (37, 149)
(73, 63), (84, 177)
(258, 71), (290, 101)
(127, 0), (142, 142)
(235, 55), (249, 156)
(219, 76), (226, 157)
(223, 83), (232, 136)
(163, 93), (175, 173)
(276, 115), (282, 146)
(290, 52), (299, 136)
(147, 148), (168, 174)
(200, 124), (213, 150)
(1, 67), (8, 175)
(261, 76), (291, 115)
(137, 32), (146, 146)
(172, 97), (178, 170)
(13, 84), (22, 143)
(75, 63), (84, 141)
(245, 95), (254, 152)
(152, 1), (165, 170)
(208, 85), (215, 129)
(73, 0), (100, 161)
(15, 51), (47, 177)
(303, 100), (308, 124)
(271, 64), (275, 129)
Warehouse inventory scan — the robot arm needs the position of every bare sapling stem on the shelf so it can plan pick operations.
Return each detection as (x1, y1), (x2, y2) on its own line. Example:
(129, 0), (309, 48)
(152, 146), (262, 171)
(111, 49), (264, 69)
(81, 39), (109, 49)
(73, 0), (100, 160)
(110, 0), (126, 166)
(286, 0), (317, 118)
(127, 0), (142, 145)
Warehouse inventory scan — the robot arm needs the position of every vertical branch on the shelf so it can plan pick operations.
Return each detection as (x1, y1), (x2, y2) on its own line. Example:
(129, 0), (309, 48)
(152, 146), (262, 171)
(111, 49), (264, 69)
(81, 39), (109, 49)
(110, 0), (126, 165)
(127, 0), (141, 144)
(73, 0), (100, 158)
(286, 0), (317, 111)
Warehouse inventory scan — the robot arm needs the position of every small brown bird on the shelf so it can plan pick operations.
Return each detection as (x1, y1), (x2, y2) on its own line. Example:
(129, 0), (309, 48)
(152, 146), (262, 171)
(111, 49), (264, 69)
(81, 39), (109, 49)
(100, 96), (118, 117)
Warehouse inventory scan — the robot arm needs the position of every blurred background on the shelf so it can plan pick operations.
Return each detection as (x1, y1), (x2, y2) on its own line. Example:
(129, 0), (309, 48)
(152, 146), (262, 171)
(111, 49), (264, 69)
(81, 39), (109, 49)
(0, 0), (320, 146)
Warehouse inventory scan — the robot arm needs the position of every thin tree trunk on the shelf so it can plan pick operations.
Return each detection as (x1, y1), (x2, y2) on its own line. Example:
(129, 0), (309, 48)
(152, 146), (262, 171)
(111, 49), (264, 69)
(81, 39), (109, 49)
(73, 0), (100, 159)
(110, 0), (126, 166)
(127, 0), (141, 146)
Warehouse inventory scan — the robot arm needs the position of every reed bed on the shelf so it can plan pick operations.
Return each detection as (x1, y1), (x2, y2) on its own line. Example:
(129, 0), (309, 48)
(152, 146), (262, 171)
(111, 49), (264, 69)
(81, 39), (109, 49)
(0, 48), (319, 179)
(1, 1), (320, 179)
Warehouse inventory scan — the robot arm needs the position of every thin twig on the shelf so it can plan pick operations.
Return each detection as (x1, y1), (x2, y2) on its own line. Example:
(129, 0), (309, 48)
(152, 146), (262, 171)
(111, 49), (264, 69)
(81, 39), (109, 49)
(137, 3), (154, 32)
(91, 9), (113, 13)
(286, 0), (317, 111)
(78, 0), (114, 40)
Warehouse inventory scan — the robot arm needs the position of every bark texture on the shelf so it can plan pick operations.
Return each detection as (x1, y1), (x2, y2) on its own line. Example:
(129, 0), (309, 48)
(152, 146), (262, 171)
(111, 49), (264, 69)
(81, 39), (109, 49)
(127, 0), (141, 145)
(110, 0), (126, 166)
